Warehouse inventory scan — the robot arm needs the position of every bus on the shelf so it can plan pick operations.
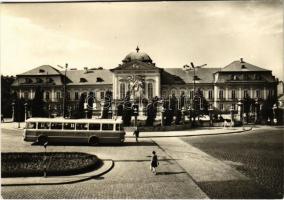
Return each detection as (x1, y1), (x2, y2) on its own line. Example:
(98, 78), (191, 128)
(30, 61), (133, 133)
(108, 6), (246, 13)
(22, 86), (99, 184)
(24, 118), (125, 145)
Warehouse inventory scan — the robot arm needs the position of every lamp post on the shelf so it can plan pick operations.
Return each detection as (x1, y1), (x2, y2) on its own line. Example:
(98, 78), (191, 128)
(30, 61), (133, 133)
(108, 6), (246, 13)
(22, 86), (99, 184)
(237, 99), (243, 125)
(254, 99), (259, 124)
(48, 105), (51, 118)
(208, 104), (213, 127)
(24, 102), (28, 121)
(230, 105), (234, 127)
(11, 102), (15, 122)
(183, 63), (207, 122)
(272, 103), (278, 125)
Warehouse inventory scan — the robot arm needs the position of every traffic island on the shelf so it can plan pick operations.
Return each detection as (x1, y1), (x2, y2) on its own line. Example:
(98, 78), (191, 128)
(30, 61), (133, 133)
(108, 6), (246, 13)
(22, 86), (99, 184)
(1, 152), (114, 186)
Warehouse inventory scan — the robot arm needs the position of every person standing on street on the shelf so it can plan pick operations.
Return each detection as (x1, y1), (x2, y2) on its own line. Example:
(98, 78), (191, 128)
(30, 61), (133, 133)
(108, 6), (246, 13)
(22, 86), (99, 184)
(133, 128), (139, 143)
(150, 151), (159, 175)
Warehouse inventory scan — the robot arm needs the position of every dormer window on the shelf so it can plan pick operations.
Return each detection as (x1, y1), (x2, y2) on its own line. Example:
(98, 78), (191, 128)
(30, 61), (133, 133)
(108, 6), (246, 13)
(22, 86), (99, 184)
(46, 78), (54, 83)
(39, 69), (45, 73)
(96, 77), (104, 82)
(25, 78), (33, 83)
(36, 78), (43, 83)
(79, 78), (88, 83)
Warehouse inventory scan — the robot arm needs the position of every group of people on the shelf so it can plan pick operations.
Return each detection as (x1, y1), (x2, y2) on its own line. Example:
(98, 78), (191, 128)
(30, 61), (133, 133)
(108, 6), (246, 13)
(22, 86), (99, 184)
(133, 128), (159, 175)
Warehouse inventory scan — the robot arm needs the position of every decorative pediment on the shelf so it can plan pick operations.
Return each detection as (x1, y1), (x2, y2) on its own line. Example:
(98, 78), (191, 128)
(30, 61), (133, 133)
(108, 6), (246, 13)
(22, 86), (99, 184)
(111, 60), (160, 72)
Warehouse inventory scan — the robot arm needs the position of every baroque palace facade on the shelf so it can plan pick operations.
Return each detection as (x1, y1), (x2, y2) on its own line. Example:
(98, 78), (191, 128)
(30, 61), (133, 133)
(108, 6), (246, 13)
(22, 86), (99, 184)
(12, 47), (278, 115)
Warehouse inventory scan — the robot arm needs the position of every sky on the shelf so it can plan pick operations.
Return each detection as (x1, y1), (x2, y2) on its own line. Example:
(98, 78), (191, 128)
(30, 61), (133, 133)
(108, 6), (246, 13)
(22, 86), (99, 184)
(1, 0), (283, 80)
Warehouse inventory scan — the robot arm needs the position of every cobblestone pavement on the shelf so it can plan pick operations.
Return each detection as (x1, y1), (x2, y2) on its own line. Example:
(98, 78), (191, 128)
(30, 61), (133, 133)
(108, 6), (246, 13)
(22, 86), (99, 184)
(1, 128), (206, 199)
(182, 127), (284, 199)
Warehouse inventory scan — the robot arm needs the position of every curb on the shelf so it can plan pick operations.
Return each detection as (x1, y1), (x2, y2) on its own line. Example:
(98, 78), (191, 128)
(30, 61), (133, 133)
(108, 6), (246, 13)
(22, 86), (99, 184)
(126, 127), (253, 138)
(1, 159), (114, 187)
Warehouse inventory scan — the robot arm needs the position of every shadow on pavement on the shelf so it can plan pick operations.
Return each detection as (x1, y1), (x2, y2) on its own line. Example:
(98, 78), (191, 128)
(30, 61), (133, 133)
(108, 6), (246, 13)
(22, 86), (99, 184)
(31, 141), (156, 147)
(113, 158), (180, 163)
(156, 171), (187, 175)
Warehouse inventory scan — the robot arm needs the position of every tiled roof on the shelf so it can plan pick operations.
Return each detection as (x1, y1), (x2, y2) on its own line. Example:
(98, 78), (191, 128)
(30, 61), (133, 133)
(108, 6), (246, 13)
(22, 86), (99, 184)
(111, 60), (160, 71)
(162, 68), (219, 84)
(18, 65), (62, 76)
(221, 60), (270, 72)
(65, 69), (113, 85)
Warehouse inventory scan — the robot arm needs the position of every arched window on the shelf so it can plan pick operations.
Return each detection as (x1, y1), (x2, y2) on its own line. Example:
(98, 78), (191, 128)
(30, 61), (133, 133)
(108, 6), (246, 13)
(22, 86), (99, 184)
(120, 83), (126, 99)
(148, 83), (153, 99)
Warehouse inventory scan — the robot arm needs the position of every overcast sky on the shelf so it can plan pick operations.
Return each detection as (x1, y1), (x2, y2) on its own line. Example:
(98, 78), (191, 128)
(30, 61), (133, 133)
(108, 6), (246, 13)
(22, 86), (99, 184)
(1, 1), (283, 80)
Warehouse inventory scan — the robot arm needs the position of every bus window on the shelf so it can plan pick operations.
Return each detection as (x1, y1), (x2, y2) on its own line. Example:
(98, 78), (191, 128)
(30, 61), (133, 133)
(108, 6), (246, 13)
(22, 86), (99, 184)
(115, 124), (120, 131)
(27, 122), (36, 129)
(64, 123), (75, 130)
(38, 122), (50, 129)
(102, 124), (113, 131)
(76, 123), (88, 130)
(51, 123), (63, 130)
(89, 123), (100, 130)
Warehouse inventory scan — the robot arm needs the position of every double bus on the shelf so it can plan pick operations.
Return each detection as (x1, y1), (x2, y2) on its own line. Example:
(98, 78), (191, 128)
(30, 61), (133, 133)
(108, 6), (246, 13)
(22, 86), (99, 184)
(24, 118), (125, 145)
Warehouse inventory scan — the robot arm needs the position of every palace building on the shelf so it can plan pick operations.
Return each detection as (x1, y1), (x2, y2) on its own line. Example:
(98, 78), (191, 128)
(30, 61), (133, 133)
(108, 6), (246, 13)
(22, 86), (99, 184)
(12, 47), (278, 115)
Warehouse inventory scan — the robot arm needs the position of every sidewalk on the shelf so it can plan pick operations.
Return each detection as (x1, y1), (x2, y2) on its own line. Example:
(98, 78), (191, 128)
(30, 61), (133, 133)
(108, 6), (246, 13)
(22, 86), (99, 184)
(1, 160), (114, 186)
(126, 126), (254, 138)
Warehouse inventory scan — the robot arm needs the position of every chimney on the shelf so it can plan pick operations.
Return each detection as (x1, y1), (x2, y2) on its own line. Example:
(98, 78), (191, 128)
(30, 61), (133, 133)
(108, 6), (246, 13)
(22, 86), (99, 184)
(240, 58), (244, 63)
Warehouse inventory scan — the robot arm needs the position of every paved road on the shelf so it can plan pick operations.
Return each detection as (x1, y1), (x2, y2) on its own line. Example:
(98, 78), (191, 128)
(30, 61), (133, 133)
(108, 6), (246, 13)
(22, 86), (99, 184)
(1, 128), (206, 199)
(182, 126), (284, 199)
(1, 126), (283, 199)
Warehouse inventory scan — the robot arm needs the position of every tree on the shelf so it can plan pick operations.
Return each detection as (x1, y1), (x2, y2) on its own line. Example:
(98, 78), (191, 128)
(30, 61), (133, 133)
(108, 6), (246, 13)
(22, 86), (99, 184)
(260, 95), (277, 124)
(13, 94), (25, 122)
(87, 92), (94, 118)
(193, 88), (209, 116)
(1, 75), (15, 118)
(31, 86), (47, 117)
(72, 93), (87, 119)
(102, 90), (112, 119)
(122, 91), (132, 126)
(242, 95), (255, 123)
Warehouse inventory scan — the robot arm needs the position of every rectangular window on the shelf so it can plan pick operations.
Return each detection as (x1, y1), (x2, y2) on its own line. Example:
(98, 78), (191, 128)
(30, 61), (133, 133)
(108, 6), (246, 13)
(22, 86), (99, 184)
(102, 124), (113, 131)
(208, 90), (213, 99)
(38, 122), (50, 129)
(219, 90), (224, 99)
(89, 123), (100, 130)
(231, 90), (236, 99)
(220, 103), (224, 111)
(76, 123), (88, 130)
(189, 91), (194, 99)
(115, 124), (120, 131)
(51, 123), (63, 130)
(256, 90), (260, 98)
(244, 90), (248, 98)
(75, 92), (79, 100)
(56, 92), (61, 100)
(232, 103), (236, 111)
(46, 92), (50, 100)
(64, 123), (75, 130)
(26, 122), (36, 129)
(66, 92), (70, 100)
(100, 91), (105, 99)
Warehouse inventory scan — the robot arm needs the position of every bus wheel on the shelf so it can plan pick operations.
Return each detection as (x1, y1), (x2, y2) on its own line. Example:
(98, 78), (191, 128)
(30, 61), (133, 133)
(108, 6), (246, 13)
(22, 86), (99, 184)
(37, 135), (48, 145)
(88, 137), (99, 146)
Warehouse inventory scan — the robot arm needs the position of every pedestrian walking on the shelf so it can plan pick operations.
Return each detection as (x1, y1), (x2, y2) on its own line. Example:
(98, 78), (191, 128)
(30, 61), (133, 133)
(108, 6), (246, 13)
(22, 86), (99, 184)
(133, 128), (139, 142)
(150, 151), (159, 175)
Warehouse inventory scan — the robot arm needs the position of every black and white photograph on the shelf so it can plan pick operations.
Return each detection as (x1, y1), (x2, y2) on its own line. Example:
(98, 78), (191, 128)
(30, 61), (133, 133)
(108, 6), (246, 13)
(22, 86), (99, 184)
(1, 0), (283, 199)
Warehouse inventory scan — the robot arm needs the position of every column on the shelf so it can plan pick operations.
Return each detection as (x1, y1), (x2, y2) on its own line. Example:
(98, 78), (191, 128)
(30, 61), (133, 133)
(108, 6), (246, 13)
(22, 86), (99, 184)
(30, 89), (33, 99)
(225, 87), (229, 100)
(51, 89), (55, 102)
(155, 75), (161, 97)
(250, 87), (253, 98)
(239, 87), (242, 99)
(213, 85), (218, 108)
(263, 87), (267, 99)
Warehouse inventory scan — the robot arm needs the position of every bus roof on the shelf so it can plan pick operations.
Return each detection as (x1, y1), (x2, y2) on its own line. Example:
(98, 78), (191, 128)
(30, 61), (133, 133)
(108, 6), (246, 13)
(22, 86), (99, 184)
(26, 117), (123, 124)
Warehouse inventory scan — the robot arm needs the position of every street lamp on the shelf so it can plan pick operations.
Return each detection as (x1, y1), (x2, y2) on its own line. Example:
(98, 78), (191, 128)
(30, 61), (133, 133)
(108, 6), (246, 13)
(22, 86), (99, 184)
(272, 103), (278, 125)
(183, 62), (207, 121)
(237, 99), (243, 125)
(208, 104), (213, 127)
(24, 102), (28, 121)
(230, 105), (234, 127)
(11, 102), (15, 122)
